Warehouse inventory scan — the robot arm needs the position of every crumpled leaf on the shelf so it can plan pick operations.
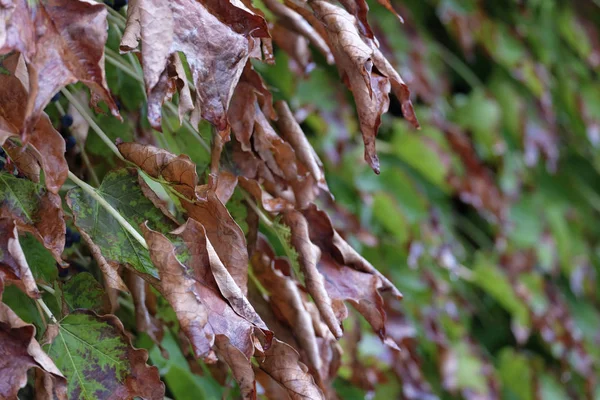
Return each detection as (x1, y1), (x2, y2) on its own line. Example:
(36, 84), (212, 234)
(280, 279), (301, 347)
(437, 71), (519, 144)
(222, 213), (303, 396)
(120, 0), (267, 132)
(304, 204), (401, 297)
(0, 0), (119, 132)
(282, 210), (342, 338)
(263, 0), (333, 64)
(0, 53), (67, 193)
(0, 171), (65, 264)
(44, 310), (164, 400)
(252, 234), (321, 372)
(0, 218), (39, 298)
(274, 100), (329, 193)
(255, 338), (325, 400)
(67, 168), (178, 291)
(3, 139), (40, 183)
(117, 142), (198, 199)
(142, 218), (269, 360)
(0, 302), (67, 400)
(308, 0), (418, 173)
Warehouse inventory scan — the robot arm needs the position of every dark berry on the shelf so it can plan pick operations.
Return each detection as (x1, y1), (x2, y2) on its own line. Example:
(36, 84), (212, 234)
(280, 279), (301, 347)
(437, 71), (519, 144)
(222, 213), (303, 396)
(65, 136), (77, 151)
(0, 159), (4, 170)
(0, 148), (6, 158)
(61, 114), (73, 128)
(51, 92), (61, 102)
(58, 264), (69, 277)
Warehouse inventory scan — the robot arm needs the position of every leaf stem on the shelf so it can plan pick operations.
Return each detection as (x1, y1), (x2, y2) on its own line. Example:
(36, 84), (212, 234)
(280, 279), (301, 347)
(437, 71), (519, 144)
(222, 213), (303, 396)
(68, 170), (149, 250)
(36, 298), (58, 324)
(61, 88), (124, 162)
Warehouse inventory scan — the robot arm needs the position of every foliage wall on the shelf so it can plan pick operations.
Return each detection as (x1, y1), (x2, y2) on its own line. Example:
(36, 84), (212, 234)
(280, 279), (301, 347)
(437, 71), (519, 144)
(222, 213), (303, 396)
(1, 0), (599, 399)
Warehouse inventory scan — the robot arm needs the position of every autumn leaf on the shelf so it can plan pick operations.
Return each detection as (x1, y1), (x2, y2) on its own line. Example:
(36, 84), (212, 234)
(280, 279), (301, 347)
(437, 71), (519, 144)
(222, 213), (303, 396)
(120, 0), (268, 132)
(0, 302), (67, 400)
(0, 53), (68, 193)
(142, 218), (269, 359)
(0, 0), (119, 133)
(62, 272), (107, 313)
(308, 0), (417, 173)
(117, 142), (198, 199)
(252, 234), (322, 372)
(0, 218), (39, 298)
(44, 310), (164, 400)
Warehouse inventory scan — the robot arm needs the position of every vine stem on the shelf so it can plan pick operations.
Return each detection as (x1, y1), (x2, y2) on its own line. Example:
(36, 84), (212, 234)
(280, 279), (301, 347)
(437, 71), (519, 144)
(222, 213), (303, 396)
(61, 88), (124, 162)
(68, 170), (149, 250)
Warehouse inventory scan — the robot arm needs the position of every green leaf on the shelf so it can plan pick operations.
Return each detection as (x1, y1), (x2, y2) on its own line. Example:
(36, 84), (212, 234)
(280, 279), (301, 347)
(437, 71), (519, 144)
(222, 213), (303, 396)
(21, 233), (58, 283)
(67, 168), (177, 279)
(63, 272), (105, 312)
(0, 172), (45, 225)
(45, 310), (163, 400)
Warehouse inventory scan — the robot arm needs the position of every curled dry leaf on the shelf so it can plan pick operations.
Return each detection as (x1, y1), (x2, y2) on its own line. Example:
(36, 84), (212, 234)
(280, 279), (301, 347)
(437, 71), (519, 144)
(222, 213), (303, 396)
(274, 100), (329, 193)
(0, 218), (39, 299)
(3, 139), (40, 183)
(120, 0), (267, 132)
(308, 0), (418, 173)
(255, 338), (326, 400)
(0, 53), (67, 193)
(262, 0), (333, 64)
(184, 179), (251, 294)
(44, 310), (164, 400)
(228, 63), (274, 150)
(0, 302), (67, 400)
(142, 219), (270, 360)
(117, 142), (198, 199)
(0, 172), (65, 264)
(252, 234), (321, 372)
(0, 0), (119, 132)
(282, 210), (342, 338)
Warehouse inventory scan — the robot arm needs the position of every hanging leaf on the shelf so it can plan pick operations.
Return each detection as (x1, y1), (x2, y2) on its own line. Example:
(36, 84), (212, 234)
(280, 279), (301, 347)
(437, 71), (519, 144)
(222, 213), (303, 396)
(0, 218), (39, 298)
(0, 302), (67, 400)
(0, 0), (119, 132)
(0, 53), (68, 193)
(120, 0), (268, 132)
(44, 310), (164, 400)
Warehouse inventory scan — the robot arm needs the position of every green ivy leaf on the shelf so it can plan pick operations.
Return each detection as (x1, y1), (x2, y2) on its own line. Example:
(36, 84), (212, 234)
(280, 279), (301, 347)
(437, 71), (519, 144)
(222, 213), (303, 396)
(67, 168), (177, 281)
(63, 272), (105, 312)
(21, 233), (58, 284)
(45, 310), (164, 400)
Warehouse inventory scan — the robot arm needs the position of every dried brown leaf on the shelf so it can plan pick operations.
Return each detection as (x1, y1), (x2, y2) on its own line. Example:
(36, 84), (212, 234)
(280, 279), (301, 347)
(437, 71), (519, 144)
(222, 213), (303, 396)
(120, 0), (266, 132)
(0, 53), (67, 193)
(117, 142), (198, 199)
(252, 235), (321, 372)
(255, 338), (325, 400)
(282, 210), (342, 338)
(0, 302), (66, 400)
(1, 0), (119, 132)
(0, 218), (39, 298)
(142, 219), (269, 359)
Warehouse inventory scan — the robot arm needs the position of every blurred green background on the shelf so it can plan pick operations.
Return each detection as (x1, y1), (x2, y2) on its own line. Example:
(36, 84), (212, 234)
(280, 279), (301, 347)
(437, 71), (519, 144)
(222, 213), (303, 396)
(252, 0), (600, 398)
